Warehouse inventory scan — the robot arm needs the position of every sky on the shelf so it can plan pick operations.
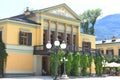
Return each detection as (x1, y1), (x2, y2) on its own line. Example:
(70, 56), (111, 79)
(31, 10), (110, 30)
(0, 0), (120, 19)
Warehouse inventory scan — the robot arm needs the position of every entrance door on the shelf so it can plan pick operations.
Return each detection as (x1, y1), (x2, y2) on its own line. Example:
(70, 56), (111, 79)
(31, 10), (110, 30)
(42, 56), (50, 75)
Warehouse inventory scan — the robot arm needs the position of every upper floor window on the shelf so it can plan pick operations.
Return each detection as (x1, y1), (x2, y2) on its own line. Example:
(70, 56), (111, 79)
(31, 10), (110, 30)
(0, 31), (2, 41)
(19, 31), (32, 46)
(82, 41), (91, 52)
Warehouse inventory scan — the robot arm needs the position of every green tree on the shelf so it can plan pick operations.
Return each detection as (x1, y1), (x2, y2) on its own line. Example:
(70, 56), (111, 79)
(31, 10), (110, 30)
(79, 8), (101, 35)
(66, 52), (73, 75)
(0, 41), (8, 78)
(71, 52), (80, 76)
(58, 49), (65, 75)
(50, 53), (56, 76)
(88, 55), (93, 75)
(50, 48), (65, 76)
(80, 53), (88, 76)
(94, 54), (104, 76)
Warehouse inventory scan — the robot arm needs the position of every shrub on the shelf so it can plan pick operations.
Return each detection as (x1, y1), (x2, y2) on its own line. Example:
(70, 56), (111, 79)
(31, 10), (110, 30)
(71, 52), (80, 76)
(66, 52), (73, 75)
(80, 53), (88, 76)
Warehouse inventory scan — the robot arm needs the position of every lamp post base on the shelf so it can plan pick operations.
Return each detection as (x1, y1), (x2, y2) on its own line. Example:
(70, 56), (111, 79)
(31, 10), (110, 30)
(60, 74), (69, 80)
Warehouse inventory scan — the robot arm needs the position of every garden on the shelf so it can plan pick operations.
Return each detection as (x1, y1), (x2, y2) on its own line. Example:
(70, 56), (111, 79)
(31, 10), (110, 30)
(49, 49), (105, 77)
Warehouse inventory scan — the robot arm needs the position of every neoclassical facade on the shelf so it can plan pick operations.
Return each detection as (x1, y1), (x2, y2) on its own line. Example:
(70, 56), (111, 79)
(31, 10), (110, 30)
(0, 3), (96, 75)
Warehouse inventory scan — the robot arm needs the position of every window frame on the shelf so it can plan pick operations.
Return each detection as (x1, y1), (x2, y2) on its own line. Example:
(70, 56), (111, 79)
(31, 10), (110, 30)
(82, 41), (91, 52)
(19, 31), (32, 46)
(106, 49), (114, 58)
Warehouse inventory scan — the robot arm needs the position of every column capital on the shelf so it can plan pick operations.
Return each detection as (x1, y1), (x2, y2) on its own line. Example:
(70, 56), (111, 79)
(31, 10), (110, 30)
(55, 21), (58, 25)
(48, 20), (51, 23)
(64, 23), (67, 27)
(71, 25), (74, 28)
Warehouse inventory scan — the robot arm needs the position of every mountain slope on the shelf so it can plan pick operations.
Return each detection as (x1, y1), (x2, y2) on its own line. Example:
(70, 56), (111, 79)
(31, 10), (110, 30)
(95, 14), (120, 40)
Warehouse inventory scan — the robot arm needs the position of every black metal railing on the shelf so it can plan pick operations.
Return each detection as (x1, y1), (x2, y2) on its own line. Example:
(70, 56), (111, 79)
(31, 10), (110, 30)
(34, 45), (50, 55)
(33, 45), (83, 55)
(33, 45), (98, 55)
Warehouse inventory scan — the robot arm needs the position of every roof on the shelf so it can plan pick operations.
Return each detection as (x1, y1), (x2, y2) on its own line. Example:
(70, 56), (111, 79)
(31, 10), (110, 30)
(9, 13), (41, 25)
(96, 39), (120, 44)
(0, 3), (79, 25)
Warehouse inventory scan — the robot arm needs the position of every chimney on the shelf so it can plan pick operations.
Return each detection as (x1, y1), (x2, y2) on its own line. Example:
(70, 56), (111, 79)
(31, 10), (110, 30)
(102, 40), (106, 43)
(112, 36), (116, 42)
(24, 7), (30, 16)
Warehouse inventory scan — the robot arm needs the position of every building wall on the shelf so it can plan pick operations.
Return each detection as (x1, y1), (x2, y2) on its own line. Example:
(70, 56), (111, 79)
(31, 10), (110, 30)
(96, 43), (120, 56)
(6, 53), (33, 74)
(5, 22), (38, 45)
(0, 5), (97, 75)
(80, 33), (96, 49)
(0, 20), (40, 74)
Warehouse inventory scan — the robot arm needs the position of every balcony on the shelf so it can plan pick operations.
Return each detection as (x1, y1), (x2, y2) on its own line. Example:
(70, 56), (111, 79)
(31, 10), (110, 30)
(33, 45), (81, 55)
(34, 45), (49, 55)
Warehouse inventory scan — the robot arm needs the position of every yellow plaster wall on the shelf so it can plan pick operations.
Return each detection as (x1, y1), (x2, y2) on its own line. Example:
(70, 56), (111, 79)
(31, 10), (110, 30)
(80, 33), (96, 49)
(6, 53), (34, 71)
(96, 43), (120, 56)
(6, 23), (38, 45)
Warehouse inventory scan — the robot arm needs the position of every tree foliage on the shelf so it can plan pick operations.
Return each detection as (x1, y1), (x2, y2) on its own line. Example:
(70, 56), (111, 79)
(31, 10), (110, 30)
(80, 53), (88, 76)
(0, 41), (8, 77)
(94, 54), (104, 76)
(66, 52), (73, 75)
(50, 48), (65, 76)
(50, 53), (56, 76)
(87, 55), (93, 75)
(71, 52), (80, 76)
(79, 8), (101, 35)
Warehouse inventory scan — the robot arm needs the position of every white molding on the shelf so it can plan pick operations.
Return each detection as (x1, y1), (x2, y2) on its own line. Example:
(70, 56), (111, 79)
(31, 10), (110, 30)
(0, 19), (40, 28)
(6, 44), (33, 50)
(5, 71), (33, 74)
(6, 44), (33, 54)
(80, 33), (96, 38)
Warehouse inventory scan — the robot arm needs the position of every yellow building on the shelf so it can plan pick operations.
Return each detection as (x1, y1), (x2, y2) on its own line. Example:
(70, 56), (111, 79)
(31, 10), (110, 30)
(96, 36), (120, 58)
(0, 4), (96, 75)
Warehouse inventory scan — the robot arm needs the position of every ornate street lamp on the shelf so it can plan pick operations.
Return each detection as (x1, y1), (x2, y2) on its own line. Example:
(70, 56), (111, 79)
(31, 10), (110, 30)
(60, 57), (69, 79)
(46, 40), (67, 80)
(102, 59), (106, 74)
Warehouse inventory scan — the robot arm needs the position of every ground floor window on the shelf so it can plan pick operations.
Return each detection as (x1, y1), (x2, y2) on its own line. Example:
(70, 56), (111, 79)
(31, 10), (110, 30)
(106, 49), (114, 58)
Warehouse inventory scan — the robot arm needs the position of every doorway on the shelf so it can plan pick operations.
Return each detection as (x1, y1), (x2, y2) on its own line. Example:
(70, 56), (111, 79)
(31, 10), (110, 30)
(42, 56), (50, 75)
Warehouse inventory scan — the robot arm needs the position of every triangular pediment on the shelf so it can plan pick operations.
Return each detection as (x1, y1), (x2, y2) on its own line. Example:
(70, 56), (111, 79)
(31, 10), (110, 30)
(48, 7), (76, 19)
(40, 4), (80, 20)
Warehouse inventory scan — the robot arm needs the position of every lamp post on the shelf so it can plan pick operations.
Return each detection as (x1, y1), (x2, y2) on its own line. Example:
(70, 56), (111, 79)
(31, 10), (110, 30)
(102, 60), (106, 74)
(46, 40), (66, 80)
(60, 57), (69, 79)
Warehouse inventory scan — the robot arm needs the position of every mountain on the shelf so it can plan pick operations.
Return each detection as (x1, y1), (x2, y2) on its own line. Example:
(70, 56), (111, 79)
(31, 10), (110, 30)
(95, 14), (120, 41)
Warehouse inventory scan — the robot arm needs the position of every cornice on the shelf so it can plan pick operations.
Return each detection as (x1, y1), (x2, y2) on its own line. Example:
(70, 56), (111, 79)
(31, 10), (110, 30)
(0, 19), (40, 28)
(80, 33), (96, 38)
(41, 12), (80, 26)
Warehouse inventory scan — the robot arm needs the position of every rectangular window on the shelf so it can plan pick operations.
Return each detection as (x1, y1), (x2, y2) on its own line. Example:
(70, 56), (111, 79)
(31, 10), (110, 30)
(19, 31), (32, 46)
(106, 49), (114, 58)
(82, 41), (91, 52)
(100, 49), (104, 55)
(0, 31), (2, 41)
(118, 49), (120, 57)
